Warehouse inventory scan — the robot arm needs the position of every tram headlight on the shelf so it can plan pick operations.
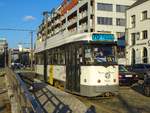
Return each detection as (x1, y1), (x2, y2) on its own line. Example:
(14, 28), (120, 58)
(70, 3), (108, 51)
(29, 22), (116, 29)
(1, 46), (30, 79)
(113, 79), (116, 82)
(97, 79), (101, 83)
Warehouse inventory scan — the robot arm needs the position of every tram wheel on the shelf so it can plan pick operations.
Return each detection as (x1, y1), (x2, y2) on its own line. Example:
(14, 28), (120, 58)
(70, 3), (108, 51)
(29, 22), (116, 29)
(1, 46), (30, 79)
(58, 84), (64, 90)
(54, 81), (59, 88)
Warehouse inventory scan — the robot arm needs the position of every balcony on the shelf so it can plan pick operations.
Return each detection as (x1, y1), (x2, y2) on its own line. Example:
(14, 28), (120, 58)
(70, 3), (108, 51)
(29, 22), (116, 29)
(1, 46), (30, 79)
(68, 17), (77, 26)
(79, 23), (88, 33)
(79, 11), (88, 20)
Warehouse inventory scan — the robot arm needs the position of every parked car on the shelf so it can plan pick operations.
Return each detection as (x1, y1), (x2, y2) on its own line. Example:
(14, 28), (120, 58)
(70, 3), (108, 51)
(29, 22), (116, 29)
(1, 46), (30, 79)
(130, 64), (150, 79)
(119, 65), (138, 85)
(11, 62), (24, 69)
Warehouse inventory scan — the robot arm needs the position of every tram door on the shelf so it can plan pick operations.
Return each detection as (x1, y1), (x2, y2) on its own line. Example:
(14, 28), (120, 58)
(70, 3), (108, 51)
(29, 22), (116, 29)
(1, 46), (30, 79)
(65, 44), (80, 92)
(44, 51), (47, 82)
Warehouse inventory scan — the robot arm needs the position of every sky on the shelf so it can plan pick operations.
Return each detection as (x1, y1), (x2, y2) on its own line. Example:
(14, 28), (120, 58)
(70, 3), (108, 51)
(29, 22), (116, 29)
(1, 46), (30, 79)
(0, 0), (62, 48)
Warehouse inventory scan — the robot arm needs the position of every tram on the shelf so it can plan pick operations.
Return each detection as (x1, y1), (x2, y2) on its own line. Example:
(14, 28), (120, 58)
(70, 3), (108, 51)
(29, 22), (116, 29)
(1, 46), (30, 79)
(35, 33), (119, 97)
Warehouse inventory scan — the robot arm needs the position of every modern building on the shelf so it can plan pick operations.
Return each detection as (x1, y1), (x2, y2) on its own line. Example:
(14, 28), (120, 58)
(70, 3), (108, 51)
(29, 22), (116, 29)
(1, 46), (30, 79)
(0, 38), (8, 67)
(35, 0), (136, 66)
(0, 38), (8, 54)
(126, 0), (150, 65)
(36, 0), (136, 44)
(10, 46), (31, 67)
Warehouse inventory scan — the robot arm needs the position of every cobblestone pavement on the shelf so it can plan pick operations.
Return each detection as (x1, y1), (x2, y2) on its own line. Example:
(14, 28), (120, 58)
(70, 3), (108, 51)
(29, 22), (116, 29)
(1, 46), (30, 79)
(20, 72), (150, 113)
(0, 68), (11, 113)
(32, 82), (88, 113)
(77, 85), (150, 113)
(19, 72), (90, 113)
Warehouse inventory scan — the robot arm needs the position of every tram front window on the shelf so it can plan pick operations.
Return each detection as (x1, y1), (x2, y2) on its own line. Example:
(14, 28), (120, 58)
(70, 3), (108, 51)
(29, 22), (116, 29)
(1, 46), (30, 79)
(84, 45), (117, 65)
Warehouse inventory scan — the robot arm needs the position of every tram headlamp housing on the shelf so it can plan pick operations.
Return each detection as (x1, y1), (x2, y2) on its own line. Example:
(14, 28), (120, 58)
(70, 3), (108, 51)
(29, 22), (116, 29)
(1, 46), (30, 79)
(97, 79), (101, 83)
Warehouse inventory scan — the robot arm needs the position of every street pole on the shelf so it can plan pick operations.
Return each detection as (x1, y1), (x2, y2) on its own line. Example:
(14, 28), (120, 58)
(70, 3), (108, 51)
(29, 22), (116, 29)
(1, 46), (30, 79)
(30, 31), (33, 71)
(43, 11), (49, 82)
(4, 46), (7, 68)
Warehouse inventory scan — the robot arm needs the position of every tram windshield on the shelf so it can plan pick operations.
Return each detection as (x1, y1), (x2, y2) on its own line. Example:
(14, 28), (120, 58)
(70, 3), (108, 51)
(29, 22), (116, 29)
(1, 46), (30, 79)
(83, 45), (117, 65)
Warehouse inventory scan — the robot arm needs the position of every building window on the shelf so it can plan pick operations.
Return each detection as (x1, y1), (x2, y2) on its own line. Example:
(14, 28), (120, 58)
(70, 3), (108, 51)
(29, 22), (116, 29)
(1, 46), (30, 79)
(136, 32), (140, 40)
(97, 3), (113, 11)
(142, 30), (148, 39)
(116, 5), (129, 12)
(131, 15), (136, 28)
(116, 32), (125, 38)
(142, 10), (147, 20)
(131, 49), (136, 64)
(116, 18), (126, 26)
(143, 47), (148, 63)
(97, 17), (112, 25)
(131, 33), (136, 45)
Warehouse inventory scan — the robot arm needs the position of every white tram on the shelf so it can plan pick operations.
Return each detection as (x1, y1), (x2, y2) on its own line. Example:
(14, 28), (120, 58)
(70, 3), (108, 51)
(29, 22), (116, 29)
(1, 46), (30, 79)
(35, 33), (119, 97)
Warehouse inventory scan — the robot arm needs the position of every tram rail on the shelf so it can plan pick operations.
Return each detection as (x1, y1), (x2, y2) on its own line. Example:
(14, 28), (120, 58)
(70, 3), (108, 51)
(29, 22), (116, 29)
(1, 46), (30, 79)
(5, 68), (96, 113)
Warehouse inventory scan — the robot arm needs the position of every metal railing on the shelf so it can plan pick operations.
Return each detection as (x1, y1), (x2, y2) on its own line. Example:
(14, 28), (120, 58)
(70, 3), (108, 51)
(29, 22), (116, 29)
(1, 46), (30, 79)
(5, 68), (44, 113)
(5, 68), (96, 113)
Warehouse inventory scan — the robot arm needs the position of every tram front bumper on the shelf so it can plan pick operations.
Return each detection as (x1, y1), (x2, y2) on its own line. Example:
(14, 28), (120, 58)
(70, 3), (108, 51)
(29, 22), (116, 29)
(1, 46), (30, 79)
(80, 84), (119, 97)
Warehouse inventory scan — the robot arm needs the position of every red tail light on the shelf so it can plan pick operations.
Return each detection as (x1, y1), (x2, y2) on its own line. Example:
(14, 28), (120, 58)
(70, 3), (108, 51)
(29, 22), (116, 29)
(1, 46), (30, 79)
(119, 75), (122, 78)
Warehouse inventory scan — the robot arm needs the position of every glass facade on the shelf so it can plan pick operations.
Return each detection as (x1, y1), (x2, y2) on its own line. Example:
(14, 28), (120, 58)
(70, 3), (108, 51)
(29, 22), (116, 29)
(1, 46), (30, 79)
(116, 5), (129, 12)
(97, 17), (112, 25)
(97, 3), (113, 11)
(116, 18), (126, 26)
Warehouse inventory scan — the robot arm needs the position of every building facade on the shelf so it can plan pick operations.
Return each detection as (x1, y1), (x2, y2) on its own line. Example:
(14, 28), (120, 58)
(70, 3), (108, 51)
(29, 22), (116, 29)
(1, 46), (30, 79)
(36, 0), (136, 48)
(126, 0), (150, 64)
(0, 38), (8, 67)
(0, 38), (7, 54)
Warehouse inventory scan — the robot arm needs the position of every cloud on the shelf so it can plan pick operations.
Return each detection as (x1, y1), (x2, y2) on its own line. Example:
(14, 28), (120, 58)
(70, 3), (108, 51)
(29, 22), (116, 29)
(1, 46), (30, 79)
(23, 16), (36, 21)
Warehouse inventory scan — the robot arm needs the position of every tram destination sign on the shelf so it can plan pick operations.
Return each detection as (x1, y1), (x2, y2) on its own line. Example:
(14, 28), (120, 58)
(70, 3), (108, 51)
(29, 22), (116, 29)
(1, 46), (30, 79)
(92, 34), (114, 41)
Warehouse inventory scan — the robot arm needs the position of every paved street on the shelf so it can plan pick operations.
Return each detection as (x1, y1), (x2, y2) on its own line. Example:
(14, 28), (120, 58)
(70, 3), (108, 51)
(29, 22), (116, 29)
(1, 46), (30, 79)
(77, 85), (150, 113)
(20, 72), (150, 113)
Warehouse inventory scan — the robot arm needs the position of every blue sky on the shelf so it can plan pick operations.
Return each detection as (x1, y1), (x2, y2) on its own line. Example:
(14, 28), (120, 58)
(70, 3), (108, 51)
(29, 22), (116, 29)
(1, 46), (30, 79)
(0, 0), (62, 48)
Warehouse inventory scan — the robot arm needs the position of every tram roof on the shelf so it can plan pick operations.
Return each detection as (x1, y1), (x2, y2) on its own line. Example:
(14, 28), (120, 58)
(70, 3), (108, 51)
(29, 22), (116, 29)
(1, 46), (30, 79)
(35, 33), (115, 53)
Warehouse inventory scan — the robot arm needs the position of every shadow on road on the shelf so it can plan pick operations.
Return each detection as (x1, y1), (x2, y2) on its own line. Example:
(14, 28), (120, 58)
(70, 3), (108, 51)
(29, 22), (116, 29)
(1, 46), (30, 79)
(32, 83), (72, 113)
(131, 83), (144, 96)
(117, 94), (135, 113)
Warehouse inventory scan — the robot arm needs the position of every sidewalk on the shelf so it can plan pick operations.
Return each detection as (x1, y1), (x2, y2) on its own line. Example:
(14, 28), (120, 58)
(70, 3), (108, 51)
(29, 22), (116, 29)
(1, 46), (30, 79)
(0, 69), (11, 113)
(32, 81), (89, 113)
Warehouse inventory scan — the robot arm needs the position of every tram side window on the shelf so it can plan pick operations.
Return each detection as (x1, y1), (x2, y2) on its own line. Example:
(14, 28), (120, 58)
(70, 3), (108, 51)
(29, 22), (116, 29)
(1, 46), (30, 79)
(77, 47), (83, 64)
(53, 49), (58, 64)
(84, 47), (93, 65)
(60, 48), (65, 65)
(36, 53), (44, 65)
(48, 50), (53, 64)
(57, 48), (61, 64)
(35, 54), (38, 65)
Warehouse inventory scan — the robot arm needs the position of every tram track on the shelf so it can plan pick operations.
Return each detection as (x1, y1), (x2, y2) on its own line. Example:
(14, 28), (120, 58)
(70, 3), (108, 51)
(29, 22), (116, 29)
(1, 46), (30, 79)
(17, 73), (131, 113)
(18, 72), (150, 113)
(76, 96), (116, 113)
(74, 86), (150, 113)
(18, 73), (116, 113)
